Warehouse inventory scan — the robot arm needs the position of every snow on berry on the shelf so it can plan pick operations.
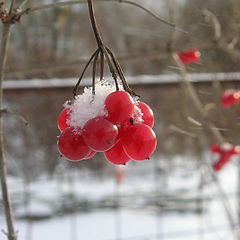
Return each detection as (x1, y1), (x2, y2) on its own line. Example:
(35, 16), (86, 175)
(57, 80), (157, 164)
(67, 80), (121, 128)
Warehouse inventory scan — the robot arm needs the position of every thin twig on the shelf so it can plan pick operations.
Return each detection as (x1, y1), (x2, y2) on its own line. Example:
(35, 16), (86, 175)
(106, 47), (137, 96)
(202, 9), (221, 41)
(20, 0), (186, 33)
(9, 0), (16, 15)
(203, 8), (240, 60)
(0, 108), (28, 126)
(92, 50), (100, 95)
(169, 125), (196, 138)
(102, 47), (119, 91)
(100, 49), (104, 80)
(87, 0), (104, 47)
(172, 53), (225, 144)
(19, 0), (29, 9)
(72, 49), (99, 97)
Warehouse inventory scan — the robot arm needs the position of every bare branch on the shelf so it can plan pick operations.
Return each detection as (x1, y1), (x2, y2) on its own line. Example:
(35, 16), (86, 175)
(202, 8), (221, 41)
(0, 23), (17, 240)
(9, 0), (16, 15)
(169, 125), (196, 138)
(172, 52), (240, 240)
(172, 53), (225, 144)
(0, 108), (28, 126)
(203, 8), (240, 60)
(20, 0), (186, 32)
(19, 0), (29, 9)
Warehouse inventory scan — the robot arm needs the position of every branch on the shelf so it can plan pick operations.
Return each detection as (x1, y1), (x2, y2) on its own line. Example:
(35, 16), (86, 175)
(19, 0), (30, 9)
(20, 0), (186, 32)
(0, 23), (18, 240)
(203, 8), (240, 60)
(9, 0), (16, 15)
(202, 8), (221, 41)
(0, 108), (28, 126)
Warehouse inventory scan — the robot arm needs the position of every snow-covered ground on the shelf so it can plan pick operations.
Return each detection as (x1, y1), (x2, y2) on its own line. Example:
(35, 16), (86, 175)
(0, 155), (239, 240)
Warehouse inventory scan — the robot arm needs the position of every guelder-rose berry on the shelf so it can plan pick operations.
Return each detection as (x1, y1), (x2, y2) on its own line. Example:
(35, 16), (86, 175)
(221, 90), (240, 107)
(177, 49), (200, 65)
(58, 127), (91, 161)
(137, 101), (154, 127)
(122, 124), (157, 160)
(83, 117), (118, 151)
(211, 143), (240, 171)
(104, 140), (131, 165)
(58, 107), (71, 131)
(105, 91), (135, 124)
(210, 144), (220, 153)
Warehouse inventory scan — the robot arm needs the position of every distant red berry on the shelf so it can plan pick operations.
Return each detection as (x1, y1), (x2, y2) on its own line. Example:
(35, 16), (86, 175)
(211, 143), (240, 171)
(210, 144), (220, 153)
(177, 49), (200, 65)
(221, 90), (240, 107)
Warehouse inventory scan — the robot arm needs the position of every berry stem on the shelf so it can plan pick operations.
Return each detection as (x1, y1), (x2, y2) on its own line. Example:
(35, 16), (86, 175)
(87, 0), (104, 48)
(72, 49), (99, 97)
(92, 49), (100, 95)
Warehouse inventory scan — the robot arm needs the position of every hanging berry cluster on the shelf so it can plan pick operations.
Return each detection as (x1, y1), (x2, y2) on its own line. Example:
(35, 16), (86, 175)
(56, 0), (157, 165)
(211, 143), (240, 171)
(57, 83), (157, 165)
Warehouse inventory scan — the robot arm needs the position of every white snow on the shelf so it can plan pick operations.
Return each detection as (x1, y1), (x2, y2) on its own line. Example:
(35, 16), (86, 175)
(67, 80), (121, 128)
(66, 80), (142, 129)
(1, 155), (239, 240)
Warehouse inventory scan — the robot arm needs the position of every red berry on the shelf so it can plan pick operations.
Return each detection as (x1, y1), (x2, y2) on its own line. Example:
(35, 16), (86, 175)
(177, 49), (200, 65)
(105, 91), (135, 124)
(137, 102), (154, 127)
(213, 152), (232, 171)
(83, 117), (118, 151)
(58, 127), (91, 161)
(58, 107), (71, 131)
(122, 124), (157, 161)
(232, 146), (240, 154)
(104, 141), (131, 165)
(221, 90), (240, 107)
(221, 90), (235, 107)
(83, 150), (96, 159)
(210, 144), (220, 153)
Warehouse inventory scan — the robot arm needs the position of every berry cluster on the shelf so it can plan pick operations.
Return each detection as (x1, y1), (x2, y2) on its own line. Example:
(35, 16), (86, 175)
(211, 143), (240, 171)
(57, 90), (157, 165)
(177, 49), (200, 65)
(221, 89), (240, 107)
